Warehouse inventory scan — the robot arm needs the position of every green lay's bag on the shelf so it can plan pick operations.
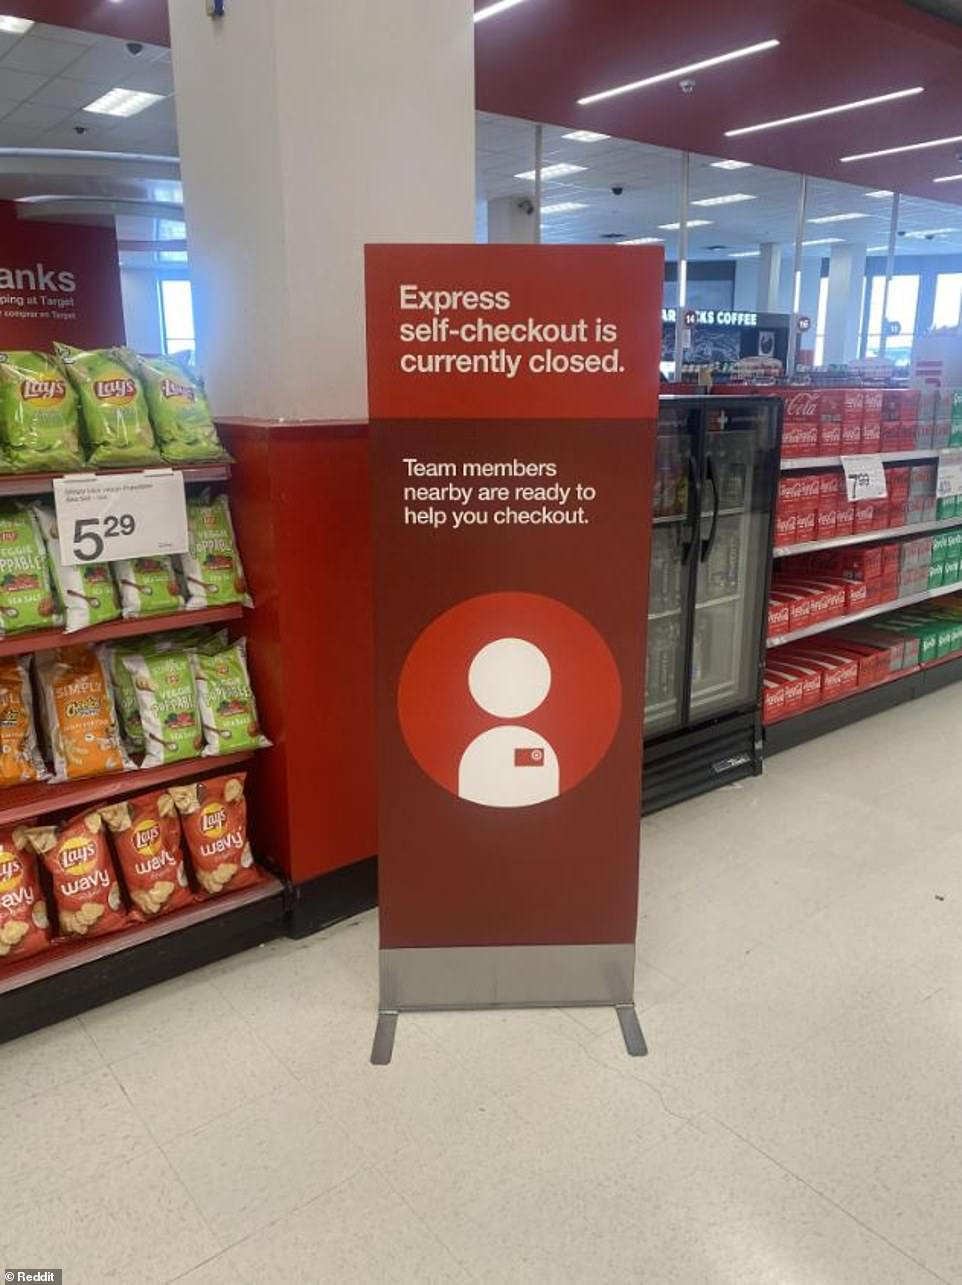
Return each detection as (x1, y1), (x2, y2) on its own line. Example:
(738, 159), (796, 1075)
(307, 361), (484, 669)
(0, 506), (62, 636)
(127, 351), (228, 464)
(114, 555), (185, 619)
(181, 493), (252, 609)
(33, 504), (119, 633)
(189, 637), (269, 756)
(54, 343), (161, 468)
(122, 649), (203, 768)
(0, 351), (84, 473)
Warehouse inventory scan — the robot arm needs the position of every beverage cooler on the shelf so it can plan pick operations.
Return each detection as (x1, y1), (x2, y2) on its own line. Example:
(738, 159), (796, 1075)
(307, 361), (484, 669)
(643, 396), (782, 813)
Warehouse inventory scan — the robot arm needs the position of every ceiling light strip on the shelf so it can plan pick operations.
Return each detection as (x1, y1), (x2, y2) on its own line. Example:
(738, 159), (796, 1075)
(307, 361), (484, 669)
(474, 0), (529, 21)
(726, 86), (923, 138)
(842, 134), (962, 163)
(934, 174), (962, 184)
(691, 193), (756, 206)
(578, 39), (779, 106)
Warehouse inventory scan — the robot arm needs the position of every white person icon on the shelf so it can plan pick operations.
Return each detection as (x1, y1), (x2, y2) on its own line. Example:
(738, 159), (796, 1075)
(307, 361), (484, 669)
(458, 637), (560, 808)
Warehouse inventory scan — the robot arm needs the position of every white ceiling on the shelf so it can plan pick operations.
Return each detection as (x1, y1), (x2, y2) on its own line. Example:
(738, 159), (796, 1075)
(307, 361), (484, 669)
(477, 112), (962, 260)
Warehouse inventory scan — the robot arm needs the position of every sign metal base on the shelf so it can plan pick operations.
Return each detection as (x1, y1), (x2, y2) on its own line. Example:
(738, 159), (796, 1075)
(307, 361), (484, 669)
(370, 943), (647, 1064)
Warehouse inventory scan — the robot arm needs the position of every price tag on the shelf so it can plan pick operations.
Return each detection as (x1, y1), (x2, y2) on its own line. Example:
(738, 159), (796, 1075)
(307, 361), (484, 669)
(937, 450), (962, 499)
(840, 454), (887, 503)
(53, 470), (189, 566)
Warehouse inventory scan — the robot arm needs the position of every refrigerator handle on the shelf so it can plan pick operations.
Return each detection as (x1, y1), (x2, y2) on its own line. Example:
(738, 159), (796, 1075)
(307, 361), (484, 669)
(700, 453), (721, 563)
(681, 455), (701, 565)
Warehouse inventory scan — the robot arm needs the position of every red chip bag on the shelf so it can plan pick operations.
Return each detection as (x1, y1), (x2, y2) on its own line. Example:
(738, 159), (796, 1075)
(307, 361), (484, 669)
(0, 828), (51, 963)
(169, 772), (258, 896)
(101, 790), (193, 919)
(25, 810), (127, 939)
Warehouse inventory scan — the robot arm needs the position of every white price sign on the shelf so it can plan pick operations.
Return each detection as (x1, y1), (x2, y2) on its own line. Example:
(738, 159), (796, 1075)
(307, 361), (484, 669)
(937, 450), (962, 499)
(840, 454), (887, 503)
(53, 470), (189, 566)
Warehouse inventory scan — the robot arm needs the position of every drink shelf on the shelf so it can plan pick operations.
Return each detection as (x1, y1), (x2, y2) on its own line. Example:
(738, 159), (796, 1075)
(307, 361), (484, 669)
(0, 462), (230, 498)
(781, 450), (947, 471)
(0, 873), (283, 997)
(696, 594), (740, 610)
(0, 749), (253, 827)
(766, 580), (962, 648)
(774, 515), (962, 558)
(0, 603), (243, 658)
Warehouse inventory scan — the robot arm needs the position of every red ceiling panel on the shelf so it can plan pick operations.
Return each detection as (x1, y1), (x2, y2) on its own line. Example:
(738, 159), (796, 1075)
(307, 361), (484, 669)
(6, 0), (169, 46)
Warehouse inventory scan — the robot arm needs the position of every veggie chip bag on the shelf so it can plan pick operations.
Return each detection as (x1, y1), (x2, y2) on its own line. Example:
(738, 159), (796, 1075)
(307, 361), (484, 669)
(0, 505), (62, 635)
(114, 555), (185, 618)
(35, 645), (131, 781)
(190, 637), (269, 755)
(0, 830), (51, 962)
(33, 504), (120, 632)
(123, 648), (203, 767)
(0, 655), (47, 787)
(26, 810), (127, 939)
(181, 493), (251, 609)
(129, 351), (228, 464)
(101, 790), (192, 919)
(0, 350), (83, 472)
(54, 343), (161, 467)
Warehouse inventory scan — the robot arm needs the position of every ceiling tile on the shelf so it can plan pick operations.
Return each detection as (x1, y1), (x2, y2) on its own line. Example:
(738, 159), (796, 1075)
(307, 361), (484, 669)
(0, 35), (88, 77)
(117, 61), (174, 95)
(32, 24), (100, 46)
(0, 68), (46, 100)
(56, 38), (162, 87)
(26, 76), (106, 110)
(2, 101), (72, 129)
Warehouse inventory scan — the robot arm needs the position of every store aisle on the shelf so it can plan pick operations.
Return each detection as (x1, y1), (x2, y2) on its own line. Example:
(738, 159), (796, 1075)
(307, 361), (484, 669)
(5, 693), (962, 1285)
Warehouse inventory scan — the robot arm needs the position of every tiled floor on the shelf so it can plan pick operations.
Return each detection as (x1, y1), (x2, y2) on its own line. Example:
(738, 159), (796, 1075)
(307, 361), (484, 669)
(6, 691), (962, 1283)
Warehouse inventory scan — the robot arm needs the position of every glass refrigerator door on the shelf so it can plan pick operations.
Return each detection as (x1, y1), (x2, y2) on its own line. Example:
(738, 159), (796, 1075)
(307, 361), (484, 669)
(690, 401), (777, 723)
(645, 405), (698, 737)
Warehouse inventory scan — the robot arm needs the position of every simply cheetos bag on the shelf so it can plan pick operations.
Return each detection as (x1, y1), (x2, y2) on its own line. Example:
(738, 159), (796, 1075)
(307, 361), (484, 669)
(169, 772), (259, 896)
(0, 829), (51, 963)
(101, 790), (193, 919)
(0, 350), (83, 472)
(54, 343), (161, 467)
(25, 810), (127, 939)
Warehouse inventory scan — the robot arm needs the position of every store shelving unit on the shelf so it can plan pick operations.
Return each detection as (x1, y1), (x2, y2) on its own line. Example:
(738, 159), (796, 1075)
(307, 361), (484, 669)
(0, 603), (242, 658)
(774, 515), (961, 559)
(767, 579), (962, 648)
(0, 461), (230, 497)
(781, 449), (947, 471)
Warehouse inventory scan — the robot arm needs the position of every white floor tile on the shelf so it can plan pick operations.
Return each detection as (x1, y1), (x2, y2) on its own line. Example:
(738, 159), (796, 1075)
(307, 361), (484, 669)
(0, 1016), (103, 1107)
(81, 971), (236, 1065)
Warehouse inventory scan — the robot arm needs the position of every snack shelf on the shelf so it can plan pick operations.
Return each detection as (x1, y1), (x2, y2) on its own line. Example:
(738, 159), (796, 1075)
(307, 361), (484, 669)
(0, 749), (253, 827)
(0, 603), (244, 659)
(0, 462), (230, 498)
(0, 873), (283, 997)
(781, 449), (946, 471)
(766, 579), (962, 648)
(774, 516), (962, 559)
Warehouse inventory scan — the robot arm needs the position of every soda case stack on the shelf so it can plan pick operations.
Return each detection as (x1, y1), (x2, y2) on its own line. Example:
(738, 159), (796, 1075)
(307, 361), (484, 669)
(774, 460), (936, 550)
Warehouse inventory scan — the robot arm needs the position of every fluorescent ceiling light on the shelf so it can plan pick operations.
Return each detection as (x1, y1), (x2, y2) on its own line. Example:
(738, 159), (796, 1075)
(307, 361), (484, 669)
(0, 146), (178, 164)
(540, 201), (587, 214)
(657, 219), (713, 230)
(618, 237), (663, 245)
(867, 246), (889, 252)
(84, 88), (164, 118)
(691, 193), (756, 206)
(514, 162), (586, 181)
(0, 15), (33, 33)
(808, 212), (868, 224)
(934, 174), (962, 184)
(729, 250), (761, 258)
(578, 38), (779, 106)
(842, 133), (962, 163)
(903, 227), (957, 238)
(474, 0), (528, 20)
(803, 237), (843, 246)
(563, 130), (610, 142)
(711, 159), (753, 170)
(865, 189), (893, 198)
(726, 86), (923, 138)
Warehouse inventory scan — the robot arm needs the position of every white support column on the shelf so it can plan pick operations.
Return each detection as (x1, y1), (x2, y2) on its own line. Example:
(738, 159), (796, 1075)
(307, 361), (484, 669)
(823, 242), (867, 366)
(487, 196), (537, 244)
(167, 0), (475, 421)
(756, 242), (781, 313)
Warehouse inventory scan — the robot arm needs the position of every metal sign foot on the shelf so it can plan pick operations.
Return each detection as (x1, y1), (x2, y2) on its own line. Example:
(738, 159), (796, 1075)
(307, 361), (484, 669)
(615, 1003), (648, 1057)
(371, 1009), (399, 1065)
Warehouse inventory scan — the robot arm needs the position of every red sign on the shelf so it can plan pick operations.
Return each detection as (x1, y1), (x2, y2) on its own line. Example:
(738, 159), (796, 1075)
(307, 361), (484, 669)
(366, 244), (662, 1009)
(0, 201), (125, 351)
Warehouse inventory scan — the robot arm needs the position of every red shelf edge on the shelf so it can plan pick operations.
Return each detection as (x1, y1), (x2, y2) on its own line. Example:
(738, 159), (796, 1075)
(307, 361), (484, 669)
(0, 749), (254, 827)
(0, 603), (244, 658)
(0, 874), (283, 995)
(0, 462), (230, 499)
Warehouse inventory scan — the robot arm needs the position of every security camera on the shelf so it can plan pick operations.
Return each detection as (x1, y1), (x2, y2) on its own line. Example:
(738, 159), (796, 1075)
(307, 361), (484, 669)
(517, 198), (534, 216)
(611, 185), (624, 196)
(126, 41), (144, 55)
(73, 125), (87, 136)
(956, 148), (962, 163)
(680, 79), (695, 94)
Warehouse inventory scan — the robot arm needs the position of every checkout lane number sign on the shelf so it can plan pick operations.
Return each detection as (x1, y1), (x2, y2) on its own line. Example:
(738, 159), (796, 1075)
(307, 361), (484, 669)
(53, 470), (189, 565)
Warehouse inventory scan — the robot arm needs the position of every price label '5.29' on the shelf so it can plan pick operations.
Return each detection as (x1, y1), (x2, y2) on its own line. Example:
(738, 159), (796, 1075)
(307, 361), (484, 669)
(53, 471), (188, 566)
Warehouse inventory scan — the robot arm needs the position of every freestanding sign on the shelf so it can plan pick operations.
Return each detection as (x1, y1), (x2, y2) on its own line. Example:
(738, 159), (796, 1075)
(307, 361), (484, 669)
(365, 244), (662, 1062)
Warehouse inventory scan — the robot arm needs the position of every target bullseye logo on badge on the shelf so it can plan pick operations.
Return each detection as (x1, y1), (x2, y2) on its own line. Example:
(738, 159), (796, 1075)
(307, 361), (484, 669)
(398, 592), (622, 808)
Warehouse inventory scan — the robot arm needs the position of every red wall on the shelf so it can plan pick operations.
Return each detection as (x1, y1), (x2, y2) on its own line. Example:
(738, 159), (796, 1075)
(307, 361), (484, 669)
(0, 201), (125, 351)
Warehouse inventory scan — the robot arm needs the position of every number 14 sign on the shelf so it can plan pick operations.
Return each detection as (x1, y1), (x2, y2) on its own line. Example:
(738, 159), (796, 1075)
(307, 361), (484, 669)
(53, 470), (189, 566)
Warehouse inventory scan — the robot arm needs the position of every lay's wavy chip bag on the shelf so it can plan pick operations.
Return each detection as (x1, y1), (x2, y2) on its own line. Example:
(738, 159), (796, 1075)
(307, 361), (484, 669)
(54, 343), (161, 468)
(0, 350), (83, 472)
(126, 351), (228, 464)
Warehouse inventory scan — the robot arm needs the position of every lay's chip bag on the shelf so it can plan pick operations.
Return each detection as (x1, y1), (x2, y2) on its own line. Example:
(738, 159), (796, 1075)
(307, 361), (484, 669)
(0, 350), (83, 472)
(0, 505), (62, 635)
(126, 351), (228, 464)
(54, 343), (161, 468)
(181, 493), (252, 609)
